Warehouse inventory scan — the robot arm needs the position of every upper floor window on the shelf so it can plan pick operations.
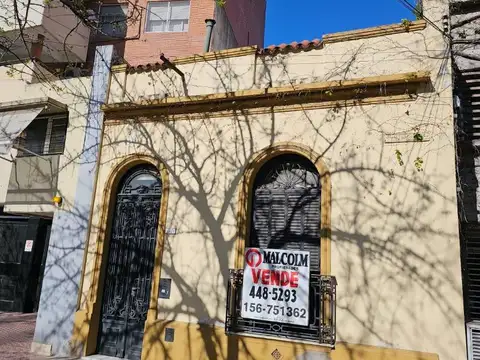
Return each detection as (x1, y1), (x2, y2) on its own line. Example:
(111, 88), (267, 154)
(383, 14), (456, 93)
(15, 115), (68, 157)
(146, 1), (190, 33)
(98, 4), (128, 38)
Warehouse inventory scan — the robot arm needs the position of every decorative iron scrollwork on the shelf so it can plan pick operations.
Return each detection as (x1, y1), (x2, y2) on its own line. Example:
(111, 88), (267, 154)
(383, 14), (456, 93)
(225, 269), (337, 347)
(98, 165), (162, 359)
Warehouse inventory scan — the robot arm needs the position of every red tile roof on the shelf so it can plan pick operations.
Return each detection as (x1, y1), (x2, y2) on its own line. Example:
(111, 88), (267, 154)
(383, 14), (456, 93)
(258, 39), (323, 55)
(127, 20), (428, 72)
(127, 39), (324, 72)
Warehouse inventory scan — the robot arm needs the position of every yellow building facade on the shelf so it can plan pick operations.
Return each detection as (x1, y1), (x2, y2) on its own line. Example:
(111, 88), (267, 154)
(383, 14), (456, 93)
(71, 1), (466, 359)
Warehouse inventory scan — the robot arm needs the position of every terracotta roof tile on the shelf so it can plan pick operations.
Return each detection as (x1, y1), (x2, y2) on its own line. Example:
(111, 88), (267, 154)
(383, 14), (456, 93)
(127, 39), (324, 72)
(258, 39), (323, 55)
(126, 20), (428, 72)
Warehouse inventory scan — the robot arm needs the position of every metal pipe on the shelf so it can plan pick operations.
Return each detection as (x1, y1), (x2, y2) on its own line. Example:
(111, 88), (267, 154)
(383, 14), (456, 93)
(160, 53), (188, 95)
(204, 19), (216, 53)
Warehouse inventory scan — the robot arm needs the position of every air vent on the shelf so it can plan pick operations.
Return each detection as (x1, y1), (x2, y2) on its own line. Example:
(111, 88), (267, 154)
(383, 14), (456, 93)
(467, 322), (480, 360)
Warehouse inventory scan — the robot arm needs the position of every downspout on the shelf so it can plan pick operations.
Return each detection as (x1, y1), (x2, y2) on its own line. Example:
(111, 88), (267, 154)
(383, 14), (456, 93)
(204, 19), (216, 52)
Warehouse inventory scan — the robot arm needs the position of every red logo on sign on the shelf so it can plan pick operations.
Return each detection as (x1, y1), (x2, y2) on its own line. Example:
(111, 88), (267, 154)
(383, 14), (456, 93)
(246, 248), (262, 268)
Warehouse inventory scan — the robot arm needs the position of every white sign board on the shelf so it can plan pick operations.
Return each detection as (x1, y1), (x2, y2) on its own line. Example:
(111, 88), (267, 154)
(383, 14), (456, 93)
(24, 240), (33, 252)
(241, 247), (310, 326)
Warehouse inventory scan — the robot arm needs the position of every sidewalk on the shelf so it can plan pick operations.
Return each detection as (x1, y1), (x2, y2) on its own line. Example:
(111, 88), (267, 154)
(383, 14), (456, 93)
(0, 313), (107, 359)
(0, 312), (38, 360)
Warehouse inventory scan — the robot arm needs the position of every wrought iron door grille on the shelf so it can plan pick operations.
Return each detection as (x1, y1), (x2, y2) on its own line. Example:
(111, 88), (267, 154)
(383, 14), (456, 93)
(225, 269), (337, 346)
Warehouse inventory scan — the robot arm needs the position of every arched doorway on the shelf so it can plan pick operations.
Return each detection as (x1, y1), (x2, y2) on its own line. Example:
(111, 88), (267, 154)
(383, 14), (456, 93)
(97, 164), (162, 359)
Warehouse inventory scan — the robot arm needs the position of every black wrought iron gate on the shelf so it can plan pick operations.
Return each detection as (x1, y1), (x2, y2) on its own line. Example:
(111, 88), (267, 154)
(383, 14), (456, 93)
(98, 166), (162, 360)
(0, 214), (51, 313)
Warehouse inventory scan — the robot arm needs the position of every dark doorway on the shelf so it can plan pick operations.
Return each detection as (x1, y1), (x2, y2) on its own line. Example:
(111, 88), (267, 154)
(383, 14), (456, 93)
(97, 165), (162, 360)
(0, 213), (52, 313)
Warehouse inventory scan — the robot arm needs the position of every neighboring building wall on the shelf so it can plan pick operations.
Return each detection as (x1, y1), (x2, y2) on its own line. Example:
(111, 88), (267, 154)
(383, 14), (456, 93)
(89, 0), (215, 66)
(73, 1), (466, 359)
(0, 61), (93, 354)
(41, 2), (90, 62)
(32, 46), (113, 356)
(0, 0), (90, 63)
(224, 0), (266, 47)
(450, 0), (480, 352)
(210, 3), (238, 51)
(0, 64), (91, 212)
(88, 0), (265, 66)
(124, 0), (214, 64)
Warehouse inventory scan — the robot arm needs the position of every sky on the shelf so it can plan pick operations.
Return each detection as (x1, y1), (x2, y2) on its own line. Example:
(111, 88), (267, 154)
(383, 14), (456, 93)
(264, 0), (415, 46)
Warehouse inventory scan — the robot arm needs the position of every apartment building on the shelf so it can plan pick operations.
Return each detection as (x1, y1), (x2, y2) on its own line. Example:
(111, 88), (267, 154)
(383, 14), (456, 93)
(0, 61), (91, 315)
(87, 0), (266, 65)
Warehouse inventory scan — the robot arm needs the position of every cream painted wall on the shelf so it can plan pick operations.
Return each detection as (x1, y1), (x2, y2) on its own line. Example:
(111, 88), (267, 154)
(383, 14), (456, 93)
(41, 1), (90, 62)
(0, 64), (91, 214)
(81, 0), (465, 359)
(87, 96), (462, 359)
(0, 0), (45, 30)
(0, 0), (89, 62)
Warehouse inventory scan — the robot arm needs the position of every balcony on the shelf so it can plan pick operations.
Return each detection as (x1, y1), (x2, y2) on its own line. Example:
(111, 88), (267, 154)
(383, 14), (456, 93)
(225, 269), (337, 346)
(4, 155), (60, 215)
(0, 0), (90, 63)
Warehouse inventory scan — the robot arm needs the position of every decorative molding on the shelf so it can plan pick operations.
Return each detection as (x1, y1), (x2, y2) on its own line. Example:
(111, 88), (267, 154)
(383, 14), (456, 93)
(111, 64), (128, 73)
(172, 46), (258, 65)
(126, 20), (427, 72)
(104, 94), (416, 125)
(323, 20), (427, 44)
(102, 71), (430, 118)
(0, 96), (67, 112)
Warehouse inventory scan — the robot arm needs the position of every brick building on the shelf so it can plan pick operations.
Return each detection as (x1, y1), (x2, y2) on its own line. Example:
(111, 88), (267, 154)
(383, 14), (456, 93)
(88, 0), (266, 65)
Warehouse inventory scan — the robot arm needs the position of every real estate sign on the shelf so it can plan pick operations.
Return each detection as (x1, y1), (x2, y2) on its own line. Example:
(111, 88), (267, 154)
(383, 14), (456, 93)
(241, 247), (310, 326)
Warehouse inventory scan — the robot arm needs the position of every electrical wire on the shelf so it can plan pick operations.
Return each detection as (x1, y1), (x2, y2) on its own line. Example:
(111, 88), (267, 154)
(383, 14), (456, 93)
(396, 0), (450, 39)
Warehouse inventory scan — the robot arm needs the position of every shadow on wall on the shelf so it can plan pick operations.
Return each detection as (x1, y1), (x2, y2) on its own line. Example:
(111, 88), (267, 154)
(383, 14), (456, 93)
(24, 39), (462, 360)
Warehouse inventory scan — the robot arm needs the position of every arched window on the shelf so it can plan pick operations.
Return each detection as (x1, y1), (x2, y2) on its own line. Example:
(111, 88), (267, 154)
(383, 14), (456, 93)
(227, 152), (335, 344)
(250, 154), (321, 271)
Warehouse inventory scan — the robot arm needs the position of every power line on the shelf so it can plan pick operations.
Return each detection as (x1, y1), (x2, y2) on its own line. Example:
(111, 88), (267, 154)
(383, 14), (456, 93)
(396, 0), (449, 39)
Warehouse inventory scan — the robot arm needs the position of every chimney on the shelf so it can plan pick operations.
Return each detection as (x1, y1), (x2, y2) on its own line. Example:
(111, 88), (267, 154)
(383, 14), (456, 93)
(30, 34), (45, 59)
(204, 19), (216, 53)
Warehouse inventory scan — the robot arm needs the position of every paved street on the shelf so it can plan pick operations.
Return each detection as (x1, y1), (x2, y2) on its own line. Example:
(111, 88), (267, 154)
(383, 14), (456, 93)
(0, 312), (37, 359)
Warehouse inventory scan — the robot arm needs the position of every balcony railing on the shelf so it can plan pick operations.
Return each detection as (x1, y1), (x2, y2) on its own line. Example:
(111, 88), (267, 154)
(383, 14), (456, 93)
(225, 269), (337, 346)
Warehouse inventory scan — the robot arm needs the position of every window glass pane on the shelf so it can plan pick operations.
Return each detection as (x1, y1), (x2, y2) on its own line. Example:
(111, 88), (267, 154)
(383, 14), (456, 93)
(168, 19), (186, 32)
(99, 5), (128, 38)
(17, 119), (47, 156)
(146, 1), (189, 32)
(146, 2), (168, 32)
(147, 20), (167, 32)
(48, 117), (68, 154)
(170, 1), (190, 20)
